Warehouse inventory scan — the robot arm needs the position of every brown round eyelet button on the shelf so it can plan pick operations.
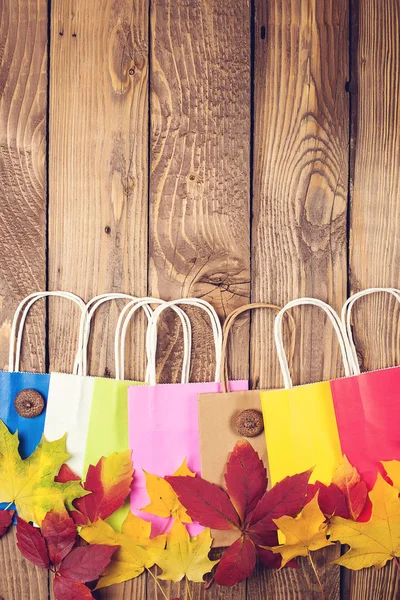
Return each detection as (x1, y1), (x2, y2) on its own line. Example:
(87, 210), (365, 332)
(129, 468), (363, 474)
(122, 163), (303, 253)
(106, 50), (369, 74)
(236, 409), (264, 438)
(14, 389), (45, 418)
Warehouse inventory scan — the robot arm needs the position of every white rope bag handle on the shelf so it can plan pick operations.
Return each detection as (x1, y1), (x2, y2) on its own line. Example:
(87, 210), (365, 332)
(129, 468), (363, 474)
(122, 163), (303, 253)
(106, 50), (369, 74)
(10, 291), (86, 374)
(77, 294), (153, 377)
(146, 298), (222, 386)
(116, 298), (192, 382)
(341, 287), (400, 375)
(274, 297), (355, 389)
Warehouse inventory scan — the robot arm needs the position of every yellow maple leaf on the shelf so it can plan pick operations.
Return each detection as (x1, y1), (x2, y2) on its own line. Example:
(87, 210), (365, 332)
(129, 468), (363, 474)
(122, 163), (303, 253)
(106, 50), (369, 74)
(141, 458), (194, 523)
(330, 474), (400, 570)
(0, 420), (87, 524)
(80, 512), (166, 589)
(382, 461), (400, 490)
(155, 521), (219, 583)
(266, 494), (333, 567)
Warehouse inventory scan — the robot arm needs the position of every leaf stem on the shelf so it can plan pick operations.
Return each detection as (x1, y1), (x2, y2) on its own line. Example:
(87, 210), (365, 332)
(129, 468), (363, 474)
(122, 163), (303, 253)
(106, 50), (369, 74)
(185, 577), (193, 600)
(146, 567), (170, 600)
(308, 552), (325, 600)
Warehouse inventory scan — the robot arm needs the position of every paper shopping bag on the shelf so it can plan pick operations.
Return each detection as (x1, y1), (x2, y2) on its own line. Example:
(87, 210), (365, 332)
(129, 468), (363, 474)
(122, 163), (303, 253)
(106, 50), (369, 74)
(198, 304), (286, 486)
(81, 296), (185, 530)
(81, 295), (188, 473)
(261, 298), (350, 488)
(198, 303), (287, 547)
(46, 294), (146, 481)
(128, 299), (248, 538)
(80, 294), (153, 477)
(0, 291), (86, 511)
(330, 288), (400, 489)
(3, 291), (86, 458)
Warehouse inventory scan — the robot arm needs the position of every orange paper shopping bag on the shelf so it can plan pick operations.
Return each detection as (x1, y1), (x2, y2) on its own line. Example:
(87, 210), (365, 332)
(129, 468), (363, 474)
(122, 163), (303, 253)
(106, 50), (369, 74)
(261, 298), (353, 487)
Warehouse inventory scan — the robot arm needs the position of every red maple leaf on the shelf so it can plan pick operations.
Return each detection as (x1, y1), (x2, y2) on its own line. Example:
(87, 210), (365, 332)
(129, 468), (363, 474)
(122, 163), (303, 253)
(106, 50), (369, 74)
(0, 510), (14, 537)
(167, 439), (311, 585)
(54, 453), (134, 526)
(16, 510), (117, 600)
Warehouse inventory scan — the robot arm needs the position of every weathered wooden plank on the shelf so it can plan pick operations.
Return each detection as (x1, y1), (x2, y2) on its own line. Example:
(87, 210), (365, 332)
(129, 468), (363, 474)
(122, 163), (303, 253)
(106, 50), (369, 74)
(0, 0), (48, 371)
(248, 548), (341, 599)
(345, 0), (400, 598)
(48, 0), (149, 380)
(0, 0), (49, 597)
(148, 0), (251, 384)
(0, 528), (49, 600)
(251, 0), (349, 597)
(48, 1), (149, 599)
(148, 1), (251, 598)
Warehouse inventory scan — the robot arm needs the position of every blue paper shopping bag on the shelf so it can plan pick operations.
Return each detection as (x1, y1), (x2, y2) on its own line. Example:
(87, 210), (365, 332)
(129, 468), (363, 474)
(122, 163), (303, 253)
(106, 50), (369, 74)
(0, 291), (86, 511)
(1, 291), (85, 454)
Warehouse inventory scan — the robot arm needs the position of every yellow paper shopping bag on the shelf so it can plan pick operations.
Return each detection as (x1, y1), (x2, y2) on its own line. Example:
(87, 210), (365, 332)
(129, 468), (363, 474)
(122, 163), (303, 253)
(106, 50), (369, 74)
(261, 298), (353, 486)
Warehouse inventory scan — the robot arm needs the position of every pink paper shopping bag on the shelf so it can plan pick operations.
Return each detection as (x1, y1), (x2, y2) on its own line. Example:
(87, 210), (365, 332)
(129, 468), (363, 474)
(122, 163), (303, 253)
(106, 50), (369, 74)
(330, 288), (400, 489)
(127, 299), (248, 536)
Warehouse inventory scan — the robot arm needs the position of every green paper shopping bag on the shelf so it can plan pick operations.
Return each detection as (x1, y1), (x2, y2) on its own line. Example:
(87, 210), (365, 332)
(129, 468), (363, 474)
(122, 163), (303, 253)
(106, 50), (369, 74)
(81, 294), (153, 474)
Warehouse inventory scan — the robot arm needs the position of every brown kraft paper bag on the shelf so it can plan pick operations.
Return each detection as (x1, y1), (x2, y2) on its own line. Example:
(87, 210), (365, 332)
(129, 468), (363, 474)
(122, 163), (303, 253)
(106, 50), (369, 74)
(197, 302), (294, 547)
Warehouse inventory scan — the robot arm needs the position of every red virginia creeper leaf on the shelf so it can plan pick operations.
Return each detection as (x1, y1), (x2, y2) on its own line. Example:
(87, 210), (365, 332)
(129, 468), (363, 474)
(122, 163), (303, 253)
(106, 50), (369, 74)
(224, 440), (267, 524)
(16, 517), (50, 569)
(41, 509), (77, 565)
(308, 482), (349, 519)
(166, 475), (240, 530)
(256, 544), (298, 570)
(247, 470), (311, 545)
(0, 510), (14, 537)
(74, 452), (133, 523)
(256, 544), (282, 569)
(58, 544), (117, 582)
(214, 536), (257, 586)
(53, 576), (93, 600)
(55, 464), (81, 483)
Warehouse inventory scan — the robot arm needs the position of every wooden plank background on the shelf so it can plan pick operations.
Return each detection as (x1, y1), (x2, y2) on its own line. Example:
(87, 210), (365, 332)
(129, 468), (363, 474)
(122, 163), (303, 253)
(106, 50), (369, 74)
(0, 0), (399, 598)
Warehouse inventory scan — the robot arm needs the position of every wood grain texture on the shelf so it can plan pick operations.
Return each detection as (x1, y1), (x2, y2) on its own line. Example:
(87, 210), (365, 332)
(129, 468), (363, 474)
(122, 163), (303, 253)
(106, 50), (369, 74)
(248, 546), (341, 599)
(48, 1), (148, 599)
(148, 0), (251, 384)
(346, 0), (400, 598)
(0, 1), (49, 598)
(349, 0), (400, 373)
(252, 0), (349, 597)
(0, 0), (48, 372)
(0, 529), (49, 600)
(48, 0), (149, 380)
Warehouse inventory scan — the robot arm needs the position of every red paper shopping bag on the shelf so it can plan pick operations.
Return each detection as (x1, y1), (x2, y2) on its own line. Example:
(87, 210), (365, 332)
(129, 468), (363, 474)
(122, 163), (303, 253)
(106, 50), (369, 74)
(331, 288), (400, 489)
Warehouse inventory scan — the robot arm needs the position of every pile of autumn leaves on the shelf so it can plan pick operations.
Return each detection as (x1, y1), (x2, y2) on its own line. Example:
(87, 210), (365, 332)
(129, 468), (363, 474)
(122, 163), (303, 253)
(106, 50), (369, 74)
(0, 419), (400, 599)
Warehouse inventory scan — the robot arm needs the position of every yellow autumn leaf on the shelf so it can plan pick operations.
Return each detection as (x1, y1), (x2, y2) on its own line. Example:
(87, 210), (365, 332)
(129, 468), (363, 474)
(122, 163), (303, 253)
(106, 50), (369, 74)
(0, 420), (87, 524)
(266, 494), (333, 567)
(330, 474), (400, 570)
(141, 458), (194, 523)
(382, 461), (400, 490)
(80, 512), (166, 589)
(155, 521), (219, 583)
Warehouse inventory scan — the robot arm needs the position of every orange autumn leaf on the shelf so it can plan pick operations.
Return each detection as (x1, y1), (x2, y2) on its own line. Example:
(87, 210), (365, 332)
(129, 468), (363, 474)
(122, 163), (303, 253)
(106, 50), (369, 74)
(265, 494), (333, 567)
(330, 474), (400, 570)
(141, 459), (195, 523)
